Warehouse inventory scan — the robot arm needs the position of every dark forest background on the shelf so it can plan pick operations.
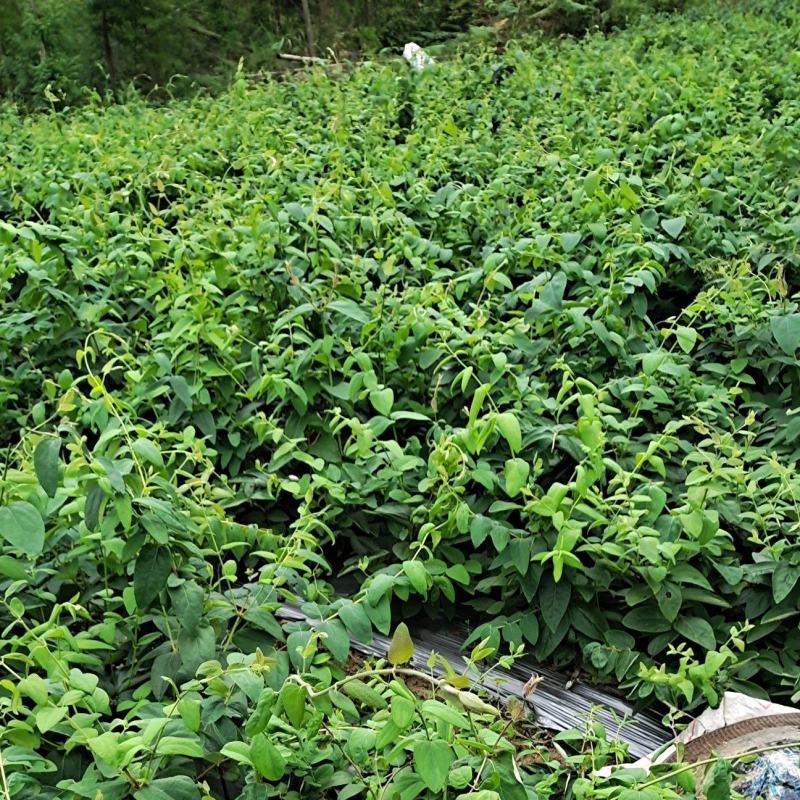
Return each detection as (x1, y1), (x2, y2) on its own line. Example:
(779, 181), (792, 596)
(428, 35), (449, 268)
(0, 0), (685, 108)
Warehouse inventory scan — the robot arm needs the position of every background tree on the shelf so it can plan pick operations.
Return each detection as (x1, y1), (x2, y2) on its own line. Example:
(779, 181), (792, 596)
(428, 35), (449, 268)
(0, 0), (687, 108)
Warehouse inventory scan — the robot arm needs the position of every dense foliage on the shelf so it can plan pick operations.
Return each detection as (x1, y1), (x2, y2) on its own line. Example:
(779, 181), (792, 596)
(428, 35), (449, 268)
(0, 0), (686, 108)
(1, 0), (799, 797)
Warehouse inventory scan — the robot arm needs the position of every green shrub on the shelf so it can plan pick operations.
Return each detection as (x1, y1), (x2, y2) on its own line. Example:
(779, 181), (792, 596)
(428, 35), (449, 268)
(0, 0), (799, 796)
(0, 0), (99, 107)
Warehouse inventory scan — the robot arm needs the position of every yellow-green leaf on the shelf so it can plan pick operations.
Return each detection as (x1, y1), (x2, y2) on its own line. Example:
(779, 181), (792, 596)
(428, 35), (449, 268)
(387, 622), (414, 665)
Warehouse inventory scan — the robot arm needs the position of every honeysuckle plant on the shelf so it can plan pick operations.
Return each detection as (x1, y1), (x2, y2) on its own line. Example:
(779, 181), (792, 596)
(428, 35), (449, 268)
(1, 0), (800, 797)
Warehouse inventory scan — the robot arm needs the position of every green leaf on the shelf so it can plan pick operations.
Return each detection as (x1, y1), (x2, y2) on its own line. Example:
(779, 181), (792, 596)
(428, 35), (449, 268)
(328, 299), (370, 323)
(88, 731), (121, 764)
(220, 741), (253, 765)
(35, 706), (67, 733)
(446, 564), (470, 585)
(170, 376), (193, 410)
(19, 674), (49, 706)
(286, 630), (313, 671)
(0, 501), (45, 556)
(133, 544), (171, 609)
(771, 314), (800, 356)
(370, 387), (394, 416)
(279, 682), (307, 728)
(675, 325), (698, 354)
(154, 736), (204, 757)
(177, 697), (201, 732)
(150, 652), (181, 699)
(448, 765), (473, 790)
(390, 695), (415, 730)
(338, 601), (372, 644)
(618, 791), (660, 800)
(622, 605), (672, 633)
(519, 614), (539, 646)
(364, 594), (392, 635)
(468, 383), (491, 427)
(366, 573), (394, 606)
(84, 481), (104, 531)
(245, 689), (277, 737)
(773, 562), (800, 604)
(703, 758), (733, 800)
(387, 622), (414, 665)
(539, 271), (567, 310)
(344, 727), (375, 764)
(115, 494), (133, 529)
(330, 689), (359, 721)
(0, 555), (28, 581)
(540, 576), (571, 632)
(244, 608), (284, 640)
(402, 560), (428, 594)
(413, 740), (453, 793)
(656, 582), (682, 622)
(675, 616), (716, 650)
(135, 776), (200, 800)
(171, 580), (204, 633)
(318, 619), (350, 662)
(33, 438), (60, 497)
(661, 215), (686, 238)
(583, 171), (601, 196)
(420, 701), (470, 730)
(341, 679), (387, 710)
(495, 412), (522, 453)
(177, 621), (216, 675)
(455, 690), (500, 716)
(642, 350), (668, 375)
(250, 733), (286, 780)
(286, 630), (317, 672)
(560, 232), (581, 253)
(374, 719), (401, 750)
(470, 515), (492, 547)
(504, 458), (530, 497)
(680, 510), (704, 538)
(132, 438), (165, 468)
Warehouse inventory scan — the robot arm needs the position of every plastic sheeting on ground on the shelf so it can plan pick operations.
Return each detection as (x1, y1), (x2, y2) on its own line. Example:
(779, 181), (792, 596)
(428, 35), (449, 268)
(600, 691), (800, 800)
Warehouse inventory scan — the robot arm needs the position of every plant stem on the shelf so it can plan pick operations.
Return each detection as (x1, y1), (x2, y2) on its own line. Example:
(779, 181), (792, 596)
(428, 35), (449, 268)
(0, 745), (11, 800)
(291, 666), (440, 698)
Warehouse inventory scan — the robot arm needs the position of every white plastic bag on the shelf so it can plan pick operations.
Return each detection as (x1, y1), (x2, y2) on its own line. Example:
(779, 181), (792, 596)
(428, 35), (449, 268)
(403, 42), (435, 71)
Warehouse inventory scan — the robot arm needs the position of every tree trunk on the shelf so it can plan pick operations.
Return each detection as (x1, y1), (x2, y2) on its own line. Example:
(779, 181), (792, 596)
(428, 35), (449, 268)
(28, 0), (48, 62)
(99, 9), (117, 86)
(300, 0), (315, 58)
